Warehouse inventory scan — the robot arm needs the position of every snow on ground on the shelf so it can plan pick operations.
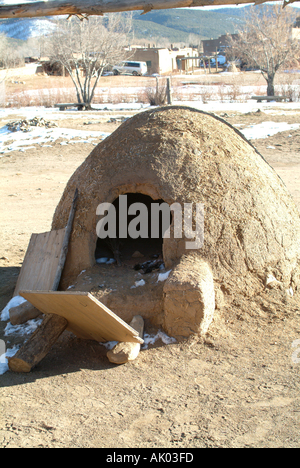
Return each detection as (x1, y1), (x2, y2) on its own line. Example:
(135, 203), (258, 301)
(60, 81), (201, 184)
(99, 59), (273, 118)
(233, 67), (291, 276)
(1, 100), (300, 154)
(0, 124), (110, 154)
(4, 318), (42, 338)
(182, 100), (300, 114)
(157, 270), (172, 282)
(0, 346), (19, 376)
(0, 296), (42, 374)
(240, 121), (300, 140)
(0, 103), (149, 121)
(142, 331), (177, 349)
(1, 295), (27, 321)
(101, 330), (176, 353)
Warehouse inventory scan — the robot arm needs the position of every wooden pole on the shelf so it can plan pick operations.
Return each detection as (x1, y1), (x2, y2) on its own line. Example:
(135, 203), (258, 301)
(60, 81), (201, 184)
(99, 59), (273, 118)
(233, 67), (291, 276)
(51, 188), (78, 291)
(8, 189), (79, 373)
(166, 77), (172, 105)
(0, 0), (281, 19)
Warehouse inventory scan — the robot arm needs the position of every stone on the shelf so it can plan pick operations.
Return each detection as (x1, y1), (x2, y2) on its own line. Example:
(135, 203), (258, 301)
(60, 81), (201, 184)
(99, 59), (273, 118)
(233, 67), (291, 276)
(7, 117), (57, 133)
(132, 251), (144, 258)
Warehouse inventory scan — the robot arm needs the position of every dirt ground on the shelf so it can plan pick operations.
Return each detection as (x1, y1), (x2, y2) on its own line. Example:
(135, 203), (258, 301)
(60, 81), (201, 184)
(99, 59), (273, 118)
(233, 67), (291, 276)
(0, 94), (300, 447)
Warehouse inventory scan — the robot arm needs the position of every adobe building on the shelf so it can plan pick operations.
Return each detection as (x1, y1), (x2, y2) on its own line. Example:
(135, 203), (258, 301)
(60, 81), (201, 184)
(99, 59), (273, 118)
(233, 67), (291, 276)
(131, 46), (200, 74)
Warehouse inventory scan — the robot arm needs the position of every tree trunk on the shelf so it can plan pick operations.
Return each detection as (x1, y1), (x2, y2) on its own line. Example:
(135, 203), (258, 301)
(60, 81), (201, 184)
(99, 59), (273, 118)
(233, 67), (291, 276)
(267, 75), (275, 96)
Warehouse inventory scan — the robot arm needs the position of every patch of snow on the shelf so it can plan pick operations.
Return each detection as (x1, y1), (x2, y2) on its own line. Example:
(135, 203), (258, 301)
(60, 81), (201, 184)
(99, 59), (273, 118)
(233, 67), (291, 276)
(0, 346), (19, 376)
(157, 270), (172, 282)
(174, 100), (300, 114)
(130, 279), (146, 289)
(1, 295), (27, 321)
(106, 258), (116, 265)
(0, 124), (110, 155)
(4, 318), (43, 337)
(142, 331), (177, 349)
(96, 257), (109, 264)
(240, 122), (300, 140)
(96, 257), (116, 265)
(100, 330), (176, 352)
(101, 340), (118, 350)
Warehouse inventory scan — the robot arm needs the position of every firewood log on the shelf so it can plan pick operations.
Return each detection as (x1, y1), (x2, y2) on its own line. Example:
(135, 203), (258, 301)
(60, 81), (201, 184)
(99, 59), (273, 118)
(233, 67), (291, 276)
(8, 314), (68, 373)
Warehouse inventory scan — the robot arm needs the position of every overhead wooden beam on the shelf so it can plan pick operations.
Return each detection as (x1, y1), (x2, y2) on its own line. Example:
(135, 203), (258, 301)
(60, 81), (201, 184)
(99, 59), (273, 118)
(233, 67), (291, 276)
(0, 0), (292, 20)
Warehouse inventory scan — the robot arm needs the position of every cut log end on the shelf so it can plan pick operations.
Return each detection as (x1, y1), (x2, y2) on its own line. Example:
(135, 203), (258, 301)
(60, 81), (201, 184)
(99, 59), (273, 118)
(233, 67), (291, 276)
(8, 314), (68, 373)
(107, 315), (144, 365)
(107, 342), (141, 364)
(7, 357), (32, 373)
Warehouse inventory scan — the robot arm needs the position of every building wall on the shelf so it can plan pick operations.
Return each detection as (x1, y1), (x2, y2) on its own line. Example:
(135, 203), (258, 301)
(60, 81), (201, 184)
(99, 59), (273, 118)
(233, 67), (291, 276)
(292, 28), (300, 40)
(131, 47), (199, 75)
(202, 34), (238, 55)
(131, 48), (172, 75)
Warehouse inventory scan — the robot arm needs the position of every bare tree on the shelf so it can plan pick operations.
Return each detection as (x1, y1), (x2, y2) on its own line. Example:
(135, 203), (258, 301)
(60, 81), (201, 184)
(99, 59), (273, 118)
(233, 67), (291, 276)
(0, 32), (8, 69)
(46, 14), (132, 108)
(228, 5), (299, 96)
(0, 32), (27, 69)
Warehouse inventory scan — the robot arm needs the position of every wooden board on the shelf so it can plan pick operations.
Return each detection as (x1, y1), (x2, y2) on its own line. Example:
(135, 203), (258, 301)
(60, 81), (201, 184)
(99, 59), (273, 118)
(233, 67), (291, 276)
(14, 229), (66, 297)
(19, 291), (144, 344)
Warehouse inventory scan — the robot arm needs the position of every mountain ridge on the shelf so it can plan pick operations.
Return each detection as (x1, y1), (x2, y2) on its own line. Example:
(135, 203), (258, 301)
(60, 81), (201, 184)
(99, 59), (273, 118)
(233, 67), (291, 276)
(0, 8), (247, 43)
(0, 6), (298, 44)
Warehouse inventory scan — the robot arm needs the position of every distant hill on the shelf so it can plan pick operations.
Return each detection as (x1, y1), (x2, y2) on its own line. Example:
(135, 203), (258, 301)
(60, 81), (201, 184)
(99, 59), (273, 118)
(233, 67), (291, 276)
(0, 17), (55, 41)
(131, 17), (191, 43)
(0, 6), (298, 45)
(132, 8), (245, 42)
(0, 8), (247, 43)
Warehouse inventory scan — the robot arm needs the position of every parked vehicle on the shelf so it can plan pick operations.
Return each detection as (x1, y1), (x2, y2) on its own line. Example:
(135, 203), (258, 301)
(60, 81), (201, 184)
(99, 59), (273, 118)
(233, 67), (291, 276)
(200, 55), (226, 68)
(210, 55), (226, 67)
(113, 61), (148, 76)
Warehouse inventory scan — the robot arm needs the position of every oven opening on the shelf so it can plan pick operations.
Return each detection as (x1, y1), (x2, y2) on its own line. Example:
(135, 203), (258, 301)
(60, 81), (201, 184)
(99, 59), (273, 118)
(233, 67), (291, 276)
(95, 193), (172, 268)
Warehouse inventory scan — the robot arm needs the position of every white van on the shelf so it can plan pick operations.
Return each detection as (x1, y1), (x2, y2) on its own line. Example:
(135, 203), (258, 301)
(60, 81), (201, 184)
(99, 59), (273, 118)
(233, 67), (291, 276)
(113, 61), (148, 76)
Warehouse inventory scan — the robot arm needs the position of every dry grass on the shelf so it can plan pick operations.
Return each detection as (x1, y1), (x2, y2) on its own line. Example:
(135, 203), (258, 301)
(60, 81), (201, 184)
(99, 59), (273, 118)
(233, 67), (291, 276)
(2, 70), (300, 107)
